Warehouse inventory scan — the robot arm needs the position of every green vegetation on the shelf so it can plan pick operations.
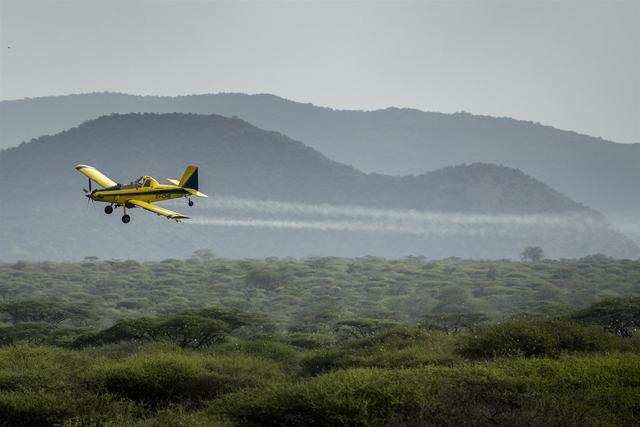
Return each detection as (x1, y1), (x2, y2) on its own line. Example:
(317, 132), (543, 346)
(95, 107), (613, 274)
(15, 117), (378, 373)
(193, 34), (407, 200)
(216, 354), (640, 426)
(2, 255), (640, 329)
(0, 256), (639, 425)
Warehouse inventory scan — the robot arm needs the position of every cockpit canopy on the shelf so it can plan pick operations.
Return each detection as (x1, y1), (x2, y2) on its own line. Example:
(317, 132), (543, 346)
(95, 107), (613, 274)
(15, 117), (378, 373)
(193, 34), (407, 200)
(133, 176), (159, 188)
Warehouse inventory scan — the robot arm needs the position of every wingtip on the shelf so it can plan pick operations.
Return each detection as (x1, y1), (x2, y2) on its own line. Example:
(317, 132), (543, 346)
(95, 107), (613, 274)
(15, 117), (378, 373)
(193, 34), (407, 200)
(170, 215), (190, 220)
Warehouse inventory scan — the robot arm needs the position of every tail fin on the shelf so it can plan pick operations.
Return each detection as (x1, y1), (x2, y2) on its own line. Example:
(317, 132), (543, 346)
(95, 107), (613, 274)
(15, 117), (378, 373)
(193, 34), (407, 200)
(178, 165), (199, 190)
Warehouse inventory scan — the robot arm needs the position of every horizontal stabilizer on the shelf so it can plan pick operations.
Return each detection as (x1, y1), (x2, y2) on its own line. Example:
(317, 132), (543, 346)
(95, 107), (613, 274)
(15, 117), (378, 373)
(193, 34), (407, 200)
(184, 188), (208, 198)
(166, 178), (180, 186)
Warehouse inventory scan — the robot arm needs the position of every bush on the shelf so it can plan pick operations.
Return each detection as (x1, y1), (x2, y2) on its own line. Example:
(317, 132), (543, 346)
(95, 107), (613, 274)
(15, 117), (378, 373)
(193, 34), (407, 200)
(0, 389), (77, 426)
(1, 390), (142, 427)
(0, 299), (95, 325)
(245, 268), (289, 291)
(457, 318), (610, 359)
(199, 354), (284, 393)
(86, 352), (207, 407)
(0, 322), (90, 347)
(214, 368), (428, 426)
(0, 346), (140, 425)
(343, 325), (433, 350)
(333, 318), (400, 341)
(214, 354), (640, 426)
(219, 339), (301, 369)
(73, 318), (158, 348)
(117, 407), (224, 427)
(571, 297), (640, 337)
(85, 350), (283, 408)
(0, 345), (88, 391)
(284, 333), (334, 349)
(300, 328), (459, 375)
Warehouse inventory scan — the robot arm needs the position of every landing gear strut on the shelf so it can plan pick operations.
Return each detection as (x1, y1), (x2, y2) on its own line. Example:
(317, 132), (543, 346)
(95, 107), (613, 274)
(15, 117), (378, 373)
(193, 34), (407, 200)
(104, 205), (113, 215)
(188, 198), (194, 207)
(121, 205), (130, 224)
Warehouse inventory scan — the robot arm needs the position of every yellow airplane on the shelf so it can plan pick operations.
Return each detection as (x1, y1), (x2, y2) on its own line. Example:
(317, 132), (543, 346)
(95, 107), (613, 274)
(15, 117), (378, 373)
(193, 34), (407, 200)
(75, 164), (208, 223)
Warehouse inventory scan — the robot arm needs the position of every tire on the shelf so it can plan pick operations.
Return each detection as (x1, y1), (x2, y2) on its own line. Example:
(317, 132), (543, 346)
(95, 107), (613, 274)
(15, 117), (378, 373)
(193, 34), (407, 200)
(121, 214), (131, 224)
(188, 200), (194, 207)
(104, 205), (113, 214)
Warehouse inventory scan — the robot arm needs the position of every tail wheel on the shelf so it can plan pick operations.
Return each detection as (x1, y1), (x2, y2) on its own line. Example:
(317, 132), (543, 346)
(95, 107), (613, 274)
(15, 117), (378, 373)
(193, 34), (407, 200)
(104, 205), (113, 214)
(188, 199), (194, 207)
(121, 214), (131, 224)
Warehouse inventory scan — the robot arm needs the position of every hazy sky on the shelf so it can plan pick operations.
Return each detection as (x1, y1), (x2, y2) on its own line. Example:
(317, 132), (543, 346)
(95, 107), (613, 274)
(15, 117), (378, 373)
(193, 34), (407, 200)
(1, 0), (638, 142)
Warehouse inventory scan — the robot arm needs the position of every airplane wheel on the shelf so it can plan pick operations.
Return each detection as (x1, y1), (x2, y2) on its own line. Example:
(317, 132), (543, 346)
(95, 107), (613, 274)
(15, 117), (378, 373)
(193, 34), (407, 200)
(104, 205), (113, 214)
(188, 199), (194, 207)
(121, 214), (131, 224)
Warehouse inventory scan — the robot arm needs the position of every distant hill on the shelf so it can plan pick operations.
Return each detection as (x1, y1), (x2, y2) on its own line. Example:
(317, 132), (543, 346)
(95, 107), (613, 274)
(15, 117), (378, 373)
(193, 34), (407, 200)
(1, 92), (639, 221)
(0, 113), (594, 214)
(0, 113), (636, 261)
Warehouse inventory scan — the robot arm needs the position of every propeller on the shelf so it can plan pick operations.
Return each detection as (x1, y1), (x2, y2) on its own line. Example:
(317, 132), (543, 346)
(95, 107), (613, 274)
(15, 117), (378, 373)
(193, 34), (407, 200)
(83, 179), (95, 209)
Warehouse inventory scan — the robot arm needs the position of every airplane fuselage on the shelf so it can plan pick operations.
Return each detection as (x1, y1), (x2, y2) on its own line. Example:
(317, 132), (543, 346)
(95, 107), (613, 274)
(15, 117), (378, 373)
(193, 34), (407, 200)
(91, 183), (190, 205)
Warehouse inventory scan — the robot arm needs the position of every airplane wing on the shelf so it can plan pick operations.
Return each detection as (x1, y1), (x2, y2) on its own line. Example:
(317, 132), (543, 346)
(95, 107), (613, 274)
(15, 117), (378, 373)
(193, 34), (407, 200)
(126, 199), (190, 220)
(75, 164), (118, 188)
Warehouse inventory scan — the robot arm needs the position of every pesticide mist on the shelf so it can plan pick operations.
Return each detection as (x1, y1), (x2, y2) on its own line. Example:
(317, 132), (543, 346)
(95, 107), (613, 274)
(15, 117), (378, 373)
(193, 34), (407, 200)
(184, 196), (609, 238)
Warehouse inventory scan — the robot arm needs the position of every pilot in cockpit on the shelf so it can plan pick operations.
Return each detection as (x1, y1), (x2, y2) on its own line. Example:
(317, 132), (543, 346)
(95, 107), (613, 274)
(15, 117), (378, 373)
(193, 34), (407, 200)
(131, 176), (145, 187)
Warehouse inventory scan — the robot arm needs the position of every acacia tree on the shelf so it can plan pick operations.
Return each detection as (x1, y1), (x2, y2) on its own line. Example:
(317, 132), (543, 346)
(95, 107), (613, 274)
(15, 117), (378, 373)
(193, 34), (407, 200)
(154, 315), (229, 349)
(244, 267), (288, 291)
(333, 318), (399, 340)
(521, 246), (544, 262)
(0, 300), (94, 325)
(571, 297), (640, 338)
(421, 312), (489, 334)
(73, 307), (255, 348)
(190, 249), (215, 262)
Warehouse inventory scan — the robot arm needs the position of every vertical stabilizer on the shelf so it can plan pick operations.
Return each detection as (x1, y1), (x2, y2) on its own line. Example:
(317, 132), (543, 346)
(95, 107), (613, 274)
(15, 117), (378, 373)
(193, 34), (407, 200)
(178, 165), (199, 190)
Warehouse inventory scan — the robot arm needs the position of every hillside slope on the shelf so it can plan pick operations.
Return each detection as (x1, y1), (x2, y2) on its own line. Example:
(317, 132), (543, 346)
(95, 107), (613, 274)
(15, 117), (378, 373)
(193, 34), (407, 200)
(0, 113), (636, 261)
(1, 93), (639, 218)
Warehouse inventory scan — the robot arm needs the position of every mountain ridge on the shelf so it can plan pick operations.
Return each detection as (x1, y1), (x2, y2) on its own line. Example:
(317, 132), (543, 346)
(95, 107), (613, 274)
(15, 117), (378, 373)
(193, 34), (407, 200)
(2, 92), (638, 221)
(2, 92), (630, 148)
(0, 112), (597, 215)
(3, 91), (638, 146)
(0, 112), (636, 261)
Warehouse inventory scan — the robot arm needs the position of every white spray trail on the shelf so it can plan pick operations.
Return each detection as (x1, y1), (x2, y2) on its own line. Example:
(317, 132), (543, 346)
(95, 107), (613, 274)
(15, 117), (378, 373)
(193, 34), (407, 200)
(198, 196), (603, 226)
(189, 217), (495, 236)
(182, 196), (609, 237)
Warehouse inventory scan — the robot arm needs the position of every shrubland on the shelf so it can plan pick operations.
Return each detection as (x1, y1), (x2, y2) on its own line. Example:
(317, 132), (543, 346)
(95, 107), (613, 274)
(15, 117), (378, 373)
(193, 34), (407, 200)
(0, 256), (639, 425)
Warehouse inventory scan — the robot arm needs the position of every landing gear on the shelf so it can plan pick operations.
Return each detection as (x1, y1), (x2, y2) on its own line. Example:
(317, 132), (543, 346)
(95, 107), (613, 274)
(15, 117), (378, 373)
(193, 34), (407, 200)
(104, 205), (113, 215)
(121, 205), (130, 224)
(188, 198), (194, 207)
